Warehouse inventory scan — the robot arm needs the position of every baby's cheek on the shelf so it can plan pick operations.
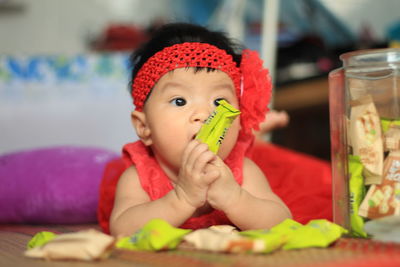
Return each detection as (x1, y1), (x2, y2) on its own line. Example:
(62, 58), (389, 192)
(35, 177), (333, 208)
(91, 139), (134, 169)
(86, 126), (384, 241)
(217, 120), (240, 159)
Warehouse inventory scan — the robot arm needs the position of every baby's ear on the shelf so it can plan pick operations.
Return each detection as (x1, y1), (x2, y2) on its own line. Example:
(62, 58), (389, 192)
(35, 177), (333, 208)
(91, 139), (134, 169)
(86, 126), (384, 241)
(131, 111), (152, 146)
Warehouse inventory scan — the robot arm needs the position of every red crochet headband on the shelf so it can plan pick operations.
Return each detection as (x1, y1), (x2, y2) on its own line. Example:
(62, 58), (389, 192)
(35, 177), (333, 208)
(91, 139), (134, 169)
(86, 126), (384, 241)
(132, 42), (241, 111)
(132, 42), (272, 134)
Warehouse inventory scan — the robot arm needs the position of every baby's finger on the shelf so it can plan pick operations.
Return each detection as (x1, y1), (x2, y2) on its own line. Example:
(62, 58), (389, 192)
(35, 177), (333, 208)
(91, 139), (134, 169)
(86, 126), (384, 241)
(207, 154), (224, 167)
(192, 150), (216, 175)
(185, 142), (209, 172)
(181, 140), (201, 167)
(203, 167), (220, 184)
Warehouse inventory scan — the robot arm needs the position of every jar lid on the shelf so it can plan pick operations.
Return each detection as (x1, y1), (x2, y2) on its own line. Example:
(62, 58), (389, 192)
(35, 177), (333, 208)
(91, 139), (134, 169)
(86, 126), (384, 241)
(340, 48), (400, 68)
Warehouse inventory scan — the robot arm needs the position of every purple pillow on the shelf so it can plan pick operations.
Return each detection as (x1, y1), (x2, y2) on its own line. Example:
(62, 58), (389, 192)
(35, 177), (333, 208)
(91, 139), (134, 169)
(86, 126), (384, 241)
(0, 146), (118, 224)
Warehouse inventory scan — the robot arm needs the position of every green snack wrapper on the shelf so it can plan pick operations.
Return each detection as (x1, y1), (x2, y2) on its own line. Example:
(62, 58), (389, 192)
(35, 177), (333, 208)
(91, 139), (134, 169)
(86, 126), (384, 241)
(381, 118), (400, 134)
(282, 219), (348, 250)
(239, 229), (287, 253)
(27, 231), (57, 249)
(270, 219), (303, 235)
(348, 155), (368, 238)
(115, 219), (191, 251)
(196, 100), (240, 153)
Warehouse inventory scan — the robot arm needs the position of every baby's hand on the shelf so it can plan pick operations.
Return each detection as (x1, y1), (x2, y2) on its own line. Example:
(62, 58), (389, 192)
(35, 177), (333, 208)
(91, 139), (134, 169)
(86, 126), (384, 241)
(174, 140), (219, 208)
(206, 156), (241, 211)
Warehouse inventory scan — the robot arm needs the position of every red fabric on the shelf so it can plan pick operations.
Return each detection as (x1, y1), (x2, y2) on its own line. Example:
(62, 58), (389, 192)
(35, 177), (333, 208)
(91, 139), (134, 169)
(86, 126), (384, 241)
(120, 139), (250, 230)
(97, 158), (126, 234)
(97, 142), (333, 233)
(249, 142), (332, 224)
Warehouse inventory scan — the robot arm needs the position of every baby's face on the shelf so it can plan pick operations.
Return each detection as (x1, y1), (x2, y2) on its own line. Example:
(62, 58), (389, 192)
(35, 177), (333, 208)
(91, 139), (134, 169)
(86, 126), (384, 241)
(143, 68), (240, 173)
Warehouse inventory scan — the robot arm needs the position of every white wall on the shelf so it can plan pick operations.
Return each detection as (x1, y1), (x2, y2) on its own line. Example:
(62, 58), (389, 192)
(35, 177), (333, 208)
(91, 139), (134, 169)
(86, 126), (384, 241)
(0, 0), (171, 54)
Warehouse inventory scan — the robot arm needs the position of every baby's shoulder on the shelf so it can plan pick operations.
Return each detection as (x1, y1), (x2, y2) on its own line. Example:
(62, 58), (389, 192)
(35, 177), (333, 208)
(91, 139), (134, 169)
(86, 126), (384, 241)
(243, 157), (263, 173)
(242, 157), (268, 182)
(118, 165), (140, 187)
(116, 165), (149, 200)
(242, 157), (272, 193)
(122, 165), (139, 176)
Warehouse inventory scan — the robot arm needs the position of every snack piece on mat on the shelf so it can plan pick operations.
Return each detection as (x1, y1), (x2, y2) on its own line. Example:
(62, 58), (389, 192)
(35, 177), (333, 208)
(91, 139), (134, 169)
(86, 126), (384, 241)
(183, 226), (266, 253)
(25, 229), (114, 261)
(239, 229), (287, 253)
(116, 218), (191, 251)
(196, 100), (240, 153)
(280, 219), (348, 250)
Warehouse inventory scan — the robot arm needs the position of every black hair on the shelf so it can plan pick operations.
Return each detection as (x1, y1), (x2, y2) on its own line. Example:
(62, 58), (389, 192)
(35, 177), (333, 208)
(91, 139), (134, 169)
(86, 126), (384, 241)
(128, 22), (243, 94)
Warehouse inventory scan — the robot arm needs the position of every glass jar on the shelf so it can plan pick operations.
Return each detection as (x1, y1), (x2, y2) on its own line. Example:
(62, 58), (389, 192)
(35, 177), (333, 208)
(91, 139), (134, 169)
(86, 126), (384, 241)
(329, 48), (400, 236)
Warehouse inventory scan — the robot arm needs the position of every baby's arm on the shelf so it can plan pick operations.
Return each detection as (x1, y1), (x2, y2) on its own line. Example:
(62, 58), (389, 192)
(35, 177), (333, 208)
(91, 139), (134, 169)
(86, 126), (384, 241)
(208, 157), (291, 230)
(109, 166), (195, 236)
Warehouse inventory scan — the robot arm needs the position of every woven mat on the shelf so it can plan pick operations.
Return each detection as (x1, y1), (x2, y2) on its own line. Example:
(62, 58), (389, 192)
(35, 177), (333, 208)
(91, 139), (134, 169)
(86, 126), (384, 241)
(2, 225), (400, 267)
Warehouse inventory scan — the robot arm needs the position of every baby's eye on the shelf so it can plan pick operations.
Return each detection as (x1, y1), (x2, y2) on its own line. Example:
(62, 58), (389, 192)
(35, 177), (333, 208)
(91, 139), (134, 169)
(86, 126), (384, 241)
(171, 97), (187, 107)
(213, 98), (227, 107)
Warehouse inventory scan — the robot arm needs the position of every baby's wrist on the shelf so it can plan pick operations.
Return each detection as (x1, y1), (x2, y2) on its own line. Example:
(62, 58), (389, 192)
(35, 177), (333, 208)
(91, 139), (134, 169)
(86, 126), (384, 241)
(222, 186), (243, 214)
(170, 188), (198, 213)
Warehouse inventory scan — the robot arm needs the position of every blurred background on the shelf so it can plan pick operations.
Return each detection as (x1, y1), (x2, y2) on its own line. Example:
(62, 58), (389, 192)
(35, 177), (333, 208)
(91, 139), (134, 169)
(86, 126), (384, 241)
(1, 0), (399, 160)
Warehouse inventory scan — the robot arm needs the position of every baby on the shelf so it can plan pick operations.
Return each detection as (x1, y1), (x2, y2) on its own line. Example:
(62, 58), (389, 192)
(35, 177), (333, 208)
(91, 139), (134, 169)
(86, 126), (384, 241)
(109, 23), (291, 236)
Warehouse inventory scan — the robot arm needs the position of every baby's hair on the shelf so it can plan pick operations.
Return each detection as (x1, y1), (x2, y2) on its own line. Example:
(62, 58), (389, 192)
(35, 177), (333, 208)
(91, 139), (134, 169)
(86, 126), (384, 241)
(128, 22), (243, 94)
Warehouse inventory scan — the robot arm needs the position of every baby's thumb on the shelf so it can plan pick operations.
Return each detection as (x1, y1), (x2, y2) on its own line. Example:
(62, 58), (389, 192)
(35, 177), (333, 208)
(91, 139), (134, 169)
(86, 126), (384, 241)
(208, 154), (224, 167)
(203, 168), (219, 184)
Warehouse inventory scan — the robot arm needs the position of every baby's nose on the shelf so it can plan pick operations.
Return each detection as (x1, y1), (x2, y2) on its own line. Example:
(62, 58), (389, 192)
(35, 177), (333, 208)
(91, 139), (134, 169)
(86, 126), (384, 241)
(190, 106), (211, 123)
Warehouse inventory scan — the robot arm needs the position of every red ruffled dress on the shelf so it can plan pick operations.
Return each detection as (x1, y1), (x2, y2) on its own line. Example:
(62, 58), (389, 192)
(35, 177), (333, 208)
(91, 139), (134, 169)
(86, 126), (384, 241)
(98, 130), (253, 234)
(97, 138), (333, 234)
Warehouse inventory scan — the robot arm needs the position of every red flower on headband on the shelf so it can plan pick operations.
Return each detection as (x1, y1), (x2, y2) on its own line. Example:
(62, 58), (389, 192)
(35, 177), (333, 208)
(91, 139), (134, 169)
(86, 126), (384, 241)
(239, 49), (272, 135)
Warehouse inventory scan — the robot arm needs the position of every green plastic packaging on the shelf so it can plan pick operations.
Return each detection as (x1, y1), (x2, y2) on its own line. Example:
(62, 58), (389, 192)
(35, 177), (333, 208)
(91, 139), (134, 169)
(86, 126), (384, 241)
(381, 118), (400, 134)
(348, 155), (368, 238)
(270, 219), (303, 235)
(116, 219), (191, 251)
(27, 231), (57, 249)
(196, 100), (240, 153)
(239, 229), (287, 253)
(280, 219), (347, 250)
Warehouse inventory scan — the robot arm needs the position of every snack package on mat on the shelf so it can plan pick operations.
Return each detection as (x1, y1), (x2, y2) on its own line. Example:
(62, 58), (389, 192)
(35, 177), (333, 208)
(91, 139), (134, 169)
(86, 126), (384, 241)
(116, 218), (191, 251)
(280, 219), (348, 250)
(196, 99), (240, 153)
(25, 219), (348, 260)
(25, 229), (114, 261)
